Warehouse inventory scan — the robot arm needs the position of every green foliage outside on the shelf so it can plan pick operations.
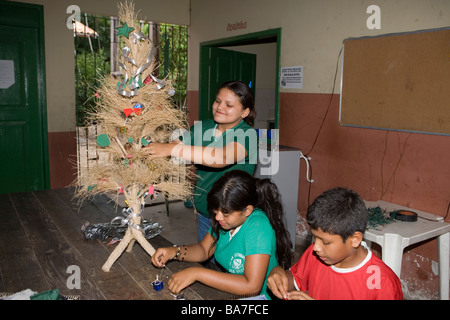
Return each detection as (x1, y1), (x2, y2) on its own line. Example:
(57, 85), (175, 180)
(75, 13), (188, 126)
(75, 48), (110, 126)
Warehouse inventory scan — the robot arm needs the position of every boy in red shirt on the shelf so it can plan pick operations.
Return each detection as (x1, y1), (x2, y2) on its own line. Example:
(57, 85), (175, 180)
(267, 187), (403, 300)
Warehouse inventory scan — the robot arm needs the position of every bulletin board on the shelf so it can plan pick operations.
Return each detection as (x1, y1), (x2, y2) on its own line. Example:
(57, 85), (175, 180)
(339, 27), (450, 136)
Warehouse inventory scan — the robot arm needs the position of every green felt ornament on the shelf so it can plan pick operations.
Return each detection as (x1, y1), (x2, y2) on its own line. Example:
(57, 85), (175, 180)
(117, 22), (134, 39)
(96, 134), (111, 147)
(141, 138), (150, 146)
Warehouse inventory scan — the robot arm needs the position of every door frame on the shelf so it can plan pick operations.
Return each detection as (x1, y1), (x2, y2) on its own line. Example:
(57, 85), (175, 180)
(0, 1), (50, 191)
(199, 28), (282, 128)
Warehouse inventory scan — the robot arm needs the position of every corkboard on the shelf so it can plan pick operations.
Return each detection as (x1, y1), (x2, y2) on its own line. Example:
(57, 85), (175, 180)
(340, 28), (450, 136)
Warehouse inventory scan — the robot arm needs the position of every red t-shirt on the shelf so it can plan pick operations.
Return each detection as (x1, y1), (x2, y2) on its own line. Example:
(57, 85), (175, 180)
(290, 243), (403, 300)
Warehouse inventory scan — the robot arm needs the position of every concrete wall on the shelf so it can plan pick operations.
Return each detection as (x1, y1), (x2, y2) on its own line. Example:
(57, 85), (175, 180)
(188, 0), (450, 299)
(13, 0), (190, 188)
(10, 0), (450, 299)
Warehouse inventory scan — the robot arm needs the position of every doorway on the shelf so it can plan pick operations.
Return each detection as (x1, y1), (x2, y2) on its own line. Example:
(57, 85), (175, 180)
(0, 2), (49, 193)
(199, 28), (281, 129)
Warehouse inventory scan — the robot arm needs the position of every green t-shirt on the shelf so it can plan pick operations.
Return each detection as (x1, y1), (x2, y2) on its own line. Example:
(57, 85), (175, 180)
(185, 119), (258, 218)
(209, 209), (278, 299)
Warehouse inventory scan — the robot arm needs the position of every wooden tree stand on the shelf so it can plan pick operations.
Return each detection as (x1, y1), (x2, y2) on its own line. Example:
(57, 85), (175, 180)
(102, 204), (156, 272)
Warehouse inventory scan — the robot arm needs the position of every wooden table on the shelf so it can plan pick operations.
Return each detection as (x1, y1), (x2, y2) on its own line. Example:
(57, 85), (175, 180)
(0, 188), (232, 300)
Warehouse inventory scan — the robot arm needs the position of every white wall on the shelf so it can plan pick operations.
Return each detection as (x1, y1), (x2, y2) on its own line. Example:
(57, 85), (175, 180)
(189, 0), (450, 94)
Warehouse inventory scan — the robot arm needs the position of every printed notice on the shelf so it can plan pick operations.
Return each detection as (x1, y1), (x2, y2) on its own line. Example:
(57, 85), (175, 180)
(280, 66), (302, 89)
(0, 60), (15, 89)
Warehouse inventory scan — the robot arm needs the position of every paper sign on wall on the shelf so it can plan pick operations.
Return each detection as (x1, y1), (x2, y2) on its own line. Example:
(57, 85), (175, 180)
(0, 60), (15, 89)
(280, 66), (303, 89)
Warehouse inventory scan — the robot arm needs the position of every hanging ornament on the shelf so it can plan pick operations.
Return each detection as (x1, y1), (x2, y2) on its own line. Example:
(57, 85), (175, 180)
(116, 37), (165, 97)
(96, 134), (111, 147)
(117, 22), (134, 39)
(133, 103), (143, 115)
(120, 126), (128, 134)
(123, 108), (134, 117)
(144, 76), (152, 85)
(141, 137), (150, 146)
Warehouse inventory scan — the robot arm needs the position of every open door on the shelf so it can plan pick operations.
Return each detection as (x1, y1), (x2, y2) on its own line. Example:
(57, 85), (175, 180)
(0, 2), (49, 193)
(199, 47), (256, 121)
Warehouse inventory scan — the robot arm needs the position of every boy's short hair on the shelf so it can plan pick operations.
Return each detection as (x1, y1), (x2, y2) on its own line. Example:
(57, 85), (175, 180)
(306, 187), (368, 242)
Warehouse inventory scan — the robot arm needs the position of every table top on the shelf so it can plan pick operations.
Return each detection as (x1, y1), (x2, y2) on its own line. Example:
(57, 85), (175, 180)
(364, 200), (450, 245)
(0, 188), (232, 300)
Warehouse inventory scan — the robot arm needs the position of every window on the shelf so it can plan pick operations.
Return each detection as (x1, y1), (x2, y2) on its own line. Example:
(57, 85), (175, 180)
(74, 13), (188, 126)
(74, 13), (188, 183)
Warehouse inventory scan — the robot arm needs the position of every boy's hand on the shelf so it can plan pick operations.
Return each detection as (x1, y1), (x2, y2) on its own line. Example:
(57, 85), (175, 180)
(287, 290), (314, 300)
(267, 266), (290, 300)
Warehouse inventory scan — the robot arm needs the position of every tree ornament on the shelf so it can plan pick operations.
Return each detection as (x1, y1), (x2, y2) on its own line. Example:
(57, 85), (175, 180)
(120, 126), (128, 134)
(117, 22), (134, 39)
(74, 2), (193, 273)
(96, 134), (111, 147)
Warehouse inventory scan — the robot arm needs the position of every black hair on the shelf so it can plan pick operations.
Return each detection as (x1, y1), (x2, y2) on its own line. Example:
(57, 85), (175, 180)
(306, 187), (368, 242)
(207, 170), (293, 269)
(218, 81), (256, 126)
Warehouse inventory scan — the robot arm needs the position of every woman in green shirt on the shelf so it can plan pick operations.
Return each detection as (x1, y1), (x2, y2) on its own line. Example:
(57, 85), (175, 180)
(145, 81), (258, 242)
(151, 170), (292, 298)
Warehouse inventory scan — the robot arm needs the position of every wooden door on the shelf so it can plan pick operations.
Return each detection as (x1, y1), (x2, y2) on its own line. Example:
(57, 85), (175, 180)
(0, 2), (49, 193)
(199, 47), (256, 120)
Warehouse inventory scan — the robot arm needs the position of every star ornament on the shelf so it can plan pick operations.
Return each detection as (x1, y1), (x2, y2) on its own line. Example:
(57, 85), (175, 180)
(117, 22), (135, 39)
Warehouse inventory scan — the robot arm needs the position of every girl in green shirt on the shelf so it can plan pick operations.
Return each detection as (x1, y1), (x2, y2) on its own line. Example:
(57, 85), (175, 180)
(151, 170), (292, 298)
(144, 81), (258, 242)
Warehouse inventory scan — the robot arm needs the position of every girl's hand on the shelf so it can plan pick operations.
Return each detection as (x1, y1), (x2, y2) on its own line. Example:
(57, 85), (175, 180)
(168, 267), (202, 294)
(144, 140), (181, 158)
(151, 247), (177, 267)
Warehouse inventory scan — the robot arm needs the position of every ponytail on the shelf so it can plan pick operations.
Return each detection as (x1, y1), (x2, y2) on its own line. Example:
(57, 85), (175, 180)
(255, 179), (293, 269)
(207, 170), (293, 269)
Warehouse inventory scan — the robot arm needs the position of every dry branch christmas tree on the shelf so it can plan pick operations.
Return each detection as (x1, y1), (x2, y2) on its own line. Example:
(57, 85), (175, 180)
(75, 2), (192, 272)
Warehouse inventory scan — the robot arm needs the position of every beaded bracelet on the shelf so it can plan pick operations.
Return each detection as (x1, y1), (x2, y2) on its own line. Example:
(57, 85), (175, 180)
(172, 244), (181, 260)
(180, 245), (187, 261)
(172, 245), (188, 261)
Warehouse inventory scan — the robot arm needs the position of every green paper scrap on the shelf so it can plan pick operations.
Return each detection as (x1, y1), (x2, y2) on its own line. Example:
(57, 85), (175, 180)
(96, 134), (111, 147)
(30, 289), (60, 300)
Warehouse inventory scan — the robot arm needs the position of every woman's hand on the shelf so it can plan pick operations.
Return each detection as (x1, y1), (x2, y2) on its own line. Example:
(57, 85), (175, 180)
(168, 267), (203, 294)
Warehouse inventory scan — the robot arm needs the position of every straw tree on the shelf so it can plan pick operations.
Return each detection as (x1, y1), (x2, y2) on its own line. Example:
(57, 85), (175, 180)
(75, 1), (192, 272)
